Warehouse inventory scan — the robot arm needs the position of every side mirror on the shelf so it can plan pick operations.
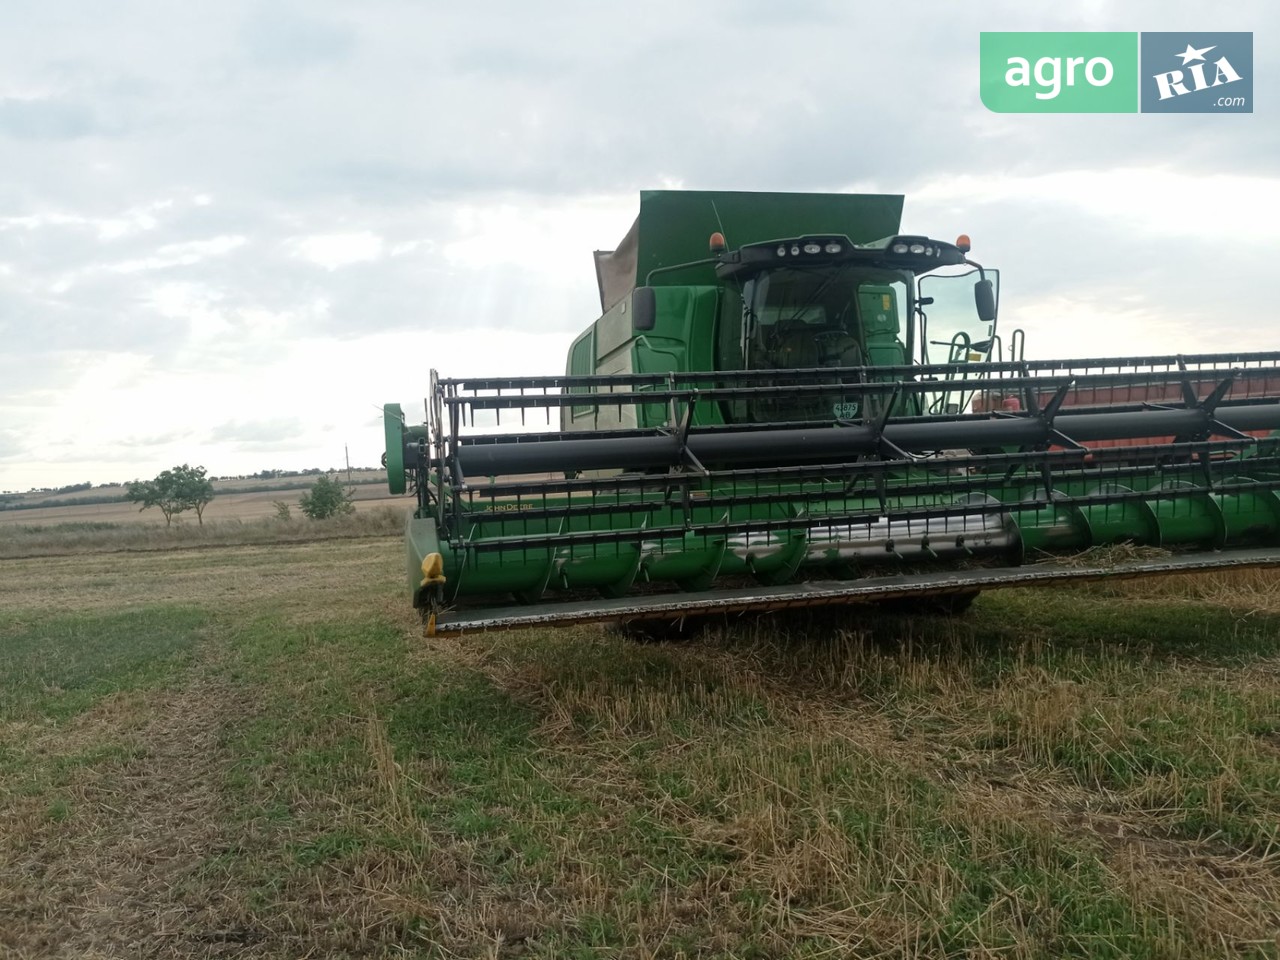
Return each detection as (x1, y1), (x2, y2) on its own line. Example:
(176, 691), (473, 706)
(974, 279), (997, 324)
(632, 286), (657, 331)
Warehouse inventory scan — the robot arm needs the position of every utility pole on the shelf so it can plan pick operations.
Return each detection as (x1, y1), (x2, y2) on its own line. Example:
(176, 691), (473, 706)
(345, 444), (352, 484)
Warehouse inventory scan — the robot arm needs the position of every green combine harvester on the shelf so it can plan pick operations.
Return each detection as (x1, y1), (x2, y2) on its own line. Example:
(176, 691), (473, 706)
(383, 191), (1280, 635)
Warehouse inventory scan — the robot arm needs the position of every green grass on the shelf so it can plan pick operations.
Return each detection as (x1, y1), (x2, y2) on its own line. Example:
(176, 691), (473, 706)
(208, 596), (1280, 956)
(2, 541), (1279, 958)
(0, 606), (206, 722)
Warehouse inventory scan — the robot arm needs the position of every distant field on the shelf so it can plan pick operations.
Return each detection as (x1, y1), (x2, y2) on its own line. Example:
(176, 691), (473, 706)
(2, 532), (1278, 958)
(0, 480), (404, 527)
(0, 469), (388, 519)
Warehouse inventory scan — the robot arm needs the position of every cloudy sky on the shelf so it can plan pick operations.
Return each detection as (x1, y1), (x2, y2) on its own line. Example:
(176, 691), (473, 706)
(1, 1), (1275, 490)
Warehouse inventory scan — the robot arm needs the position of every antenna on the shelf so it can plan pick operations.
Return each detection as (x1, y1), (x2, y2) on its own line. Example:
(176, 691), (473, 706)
(710, 199), (728, 248)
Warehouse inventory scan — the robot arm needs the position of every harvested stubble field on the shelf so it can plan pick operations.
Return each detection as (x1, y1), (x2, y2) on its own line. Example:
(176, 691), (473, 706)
(2, 528), (1279, 959)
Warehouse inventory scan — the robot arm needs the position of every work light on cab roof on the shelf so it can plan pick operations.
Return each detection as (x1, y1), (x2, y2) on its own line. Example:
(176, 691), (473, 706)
(382, 190), (1280, 637)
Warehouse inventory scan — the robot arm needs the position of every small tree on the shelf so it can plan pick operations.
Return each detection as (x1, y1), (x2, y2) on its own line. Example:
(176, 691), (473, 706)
(126, 464), (216, 527)
(174, 464), (215, 525)
(299, 474), (355, 520)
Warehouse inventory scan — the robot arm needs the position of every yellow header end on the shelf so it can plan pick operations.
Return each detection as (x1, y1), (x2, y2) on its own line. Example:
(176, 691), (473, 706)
(421, 552), (446, 587)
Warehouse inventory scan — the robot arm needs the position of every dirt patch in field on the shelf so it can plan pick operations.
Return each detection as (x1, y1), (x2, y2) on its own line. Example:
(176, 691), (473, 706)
(0, 657), (258, 957)
(0, 541), (425, 958)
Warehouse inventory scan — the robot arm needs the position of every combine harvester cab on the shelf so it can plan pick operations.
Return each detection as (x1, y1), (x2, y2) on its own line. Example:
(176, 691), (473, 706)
(384, 191), (1280, 635)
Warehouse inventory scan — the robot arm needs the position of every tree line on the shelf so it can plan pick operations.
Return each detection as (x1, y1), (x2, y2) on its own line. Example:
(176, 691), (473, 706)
(126, 464), (356, 524)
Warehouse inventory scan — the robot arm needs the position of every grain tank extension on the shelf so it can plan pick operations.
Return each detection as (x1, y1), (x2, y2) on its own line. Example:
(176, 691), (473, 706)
(384, 191), (1280, 635)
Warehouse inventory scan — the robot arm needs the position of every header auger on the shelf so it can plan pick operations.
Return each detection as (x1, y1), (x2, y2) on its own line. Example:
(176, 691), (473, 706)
(384, 191), (1280, 636)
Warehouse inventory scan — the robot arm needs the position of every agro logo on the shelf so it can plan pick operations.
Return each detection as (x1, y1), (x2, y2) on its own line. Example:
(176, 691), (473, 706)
(979, 32), (1138, 113)
(1140, 33), (1252, 113)
(1152, 43), (1242, 100)
(1003, 54), (1115, 101)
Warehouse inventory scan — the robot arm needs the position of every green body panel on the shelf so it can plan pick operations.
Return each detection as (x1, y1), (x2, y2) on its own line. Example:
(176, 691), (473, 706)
(861, 285), (908, 368)
(566, 285), (723, 431)
(633, 286), (721, 428)
(573, 192), (931, 433)
(629, 190), (903, 289)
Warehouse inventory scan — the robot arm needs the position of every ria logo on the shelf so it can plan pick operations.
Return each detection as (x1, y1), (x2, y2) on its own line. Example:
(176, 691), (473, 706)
(1153, 43), (1242, 100)
(1141, 33), (1252, 112)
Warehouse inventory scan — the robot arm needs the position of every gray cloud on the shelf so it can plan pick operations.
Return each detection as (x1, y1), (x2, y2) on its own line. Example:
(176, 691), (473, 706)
(0, 2), (1267, 218)
(116, 430), (194, 449)
(209, 418), (306, 445)
(0, 97), (98, 140)
(0, 0), (1275, 486)
(238, 4), (357, 69)
(0, 429), (24, 461)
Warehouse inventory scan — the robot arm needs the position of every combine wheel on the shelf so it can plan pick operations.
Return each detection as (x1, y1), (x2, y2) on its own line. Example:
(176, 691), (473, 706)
(929, 590), (981, 615)
(614, 616), (705, 643)
(878, 590), (980, 616)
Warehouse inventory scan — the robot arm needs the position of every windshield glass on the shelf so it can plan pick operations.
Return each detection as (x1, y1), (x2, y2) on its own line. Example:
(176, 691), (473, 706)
(744, 266), (908, 371)
(724, 266), (911, 423)
(918, 268), (1000, 365)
